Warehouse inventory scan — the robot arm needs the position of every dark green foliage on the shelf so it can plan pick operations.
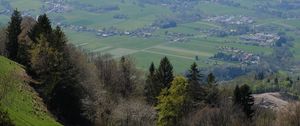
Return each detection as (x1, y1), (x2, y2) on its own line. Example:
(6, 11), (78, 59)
(233, 84), (255, 118)
(0, 110), (14, 126)
(28, 14), (52, 43)
(52, 26), (67, 51)
(207, 73), (216, 84)
(205, 73), (219, 106)
(186, 62), (204, 108)
(144, 57), (174, 105)
(17, 41), (31, 67)
(27, 14), (91, 125)
(5, 9), (22, 61)
(49, 55), (91, 126)
(156, 57), (174, 89)
(275, 36), (287, 47)
(233, 85), (241, 105)
(144, 62), (158, 104)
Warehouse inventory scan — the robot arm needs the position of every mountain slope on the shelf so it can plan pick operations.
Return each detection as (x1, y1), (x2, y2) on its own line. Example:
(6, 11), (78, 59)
(0, 56), (61, 126)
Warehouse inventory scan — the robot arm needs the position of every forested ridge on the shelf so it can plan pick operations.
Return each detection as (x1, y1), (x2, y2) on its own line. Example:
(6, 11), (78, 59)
(1, 10), (300, 126)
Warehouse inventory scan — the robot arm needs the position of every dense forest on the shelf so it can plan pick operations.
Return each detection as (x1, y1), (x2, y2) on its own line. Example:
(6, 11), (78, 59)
(1, 10), (300, 126)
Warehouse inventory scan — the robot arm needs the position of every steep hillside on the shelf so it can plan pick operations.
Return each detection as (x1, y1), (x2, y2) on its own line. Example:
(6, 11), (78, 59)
(0, 56), (61, 126)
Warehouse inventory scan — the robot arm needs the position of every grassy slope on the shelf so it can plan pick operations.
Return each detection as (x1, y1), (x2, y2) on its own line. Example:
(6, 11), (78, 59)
(0, 56), (61, 126)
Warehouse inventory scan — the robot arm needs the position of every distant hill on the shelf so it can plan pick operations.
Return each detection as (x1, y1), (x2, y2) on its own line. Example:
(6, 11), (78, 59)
(0, 56), (61, 126)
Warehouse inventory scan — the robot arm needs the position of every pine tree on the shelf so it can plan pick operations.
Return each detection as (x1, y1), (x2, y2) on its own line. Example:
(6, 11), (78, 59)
(233, 84), (255, 118)
(186, 62), (204, 108)
(17, 39), (31, 67)
(156, 57), (174, 89)
(28, 15), (90, 125)
(205, 73), (219, 106)
(144, 62), (158, 104)
(51, 32), (91, 125)
(207, 73), (216, 84)
(156, 76), (188, 126)
(5, 9), (22, 61)
(49, 52), (90, 125)
(233, 85), (241, 104)
(29, 14), (52, 43)
(53, 26), (67, 51)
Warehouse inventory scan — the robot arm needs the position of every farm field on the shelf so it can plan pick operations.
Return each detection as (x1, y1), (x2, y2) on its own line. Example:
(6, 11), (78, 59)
(0, 0), (300, 73)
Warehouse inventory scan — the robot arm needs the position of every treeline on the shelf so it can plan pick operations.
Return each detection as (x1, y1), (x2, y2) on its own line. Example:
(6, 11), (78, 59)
(1, 10), (300, 126)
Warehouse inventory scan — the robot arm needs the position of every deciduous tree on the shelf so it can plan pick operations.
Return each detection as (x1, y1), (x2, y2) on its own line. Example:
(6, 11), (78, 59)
(156, 76), (188, 126)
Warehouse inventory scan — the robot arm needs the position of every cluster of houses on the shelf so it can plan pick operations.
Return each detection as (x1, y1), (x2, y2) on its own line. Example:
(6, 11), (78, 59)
(41, 0), (70, 14)
(165, 31), (193, 42)
(95, 26), (156, 38)
(212, 46), (260, 65)
(240, 33), (280, 47)
(56, 22), (156, 38)
(130, 26), (156, 38)
(205, 15), (254, 25)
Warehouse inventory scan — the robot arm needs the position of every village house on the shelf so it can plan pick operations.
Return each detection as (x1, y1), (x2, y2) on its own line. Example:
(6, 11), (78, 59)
(240, 33), (280, 47)
(205, 15), (254, 25)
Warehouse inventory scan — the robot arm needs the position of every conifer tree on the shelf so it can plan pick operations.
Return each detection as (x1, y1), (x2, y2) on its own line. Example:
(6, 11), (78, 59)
(233, 84), (255, 118)
(29, 22), (90, 125)
(233, 85), (241, 104)
(205, 73), (219, 106)
(53, 26), (67, 51)
(156, 57), (174, 89)
(144, 62), (158, 104)
(49, 51), (90, 125)
(29, 14), (52, 43)
(144, 57), (174, 105)
(207, 73), (216, 84)
(5, 9), (22, 61)
(186, 62), (204, 108)
(17, 39), (31, 67)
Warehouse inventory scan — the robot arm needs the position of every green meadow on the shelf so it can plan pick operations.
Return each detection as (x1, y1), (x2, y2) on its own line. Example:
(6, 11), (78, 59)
(0, 0), (299, 72)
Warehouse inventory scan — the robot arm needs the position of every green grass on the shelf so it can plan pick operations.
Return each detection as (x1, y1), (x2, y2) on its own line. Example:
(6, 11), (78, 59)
(132, 51), (202, 73)
(196, 2), (256, 16)
(0, 56), (61, 126)
(0, 0), (298, 73)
